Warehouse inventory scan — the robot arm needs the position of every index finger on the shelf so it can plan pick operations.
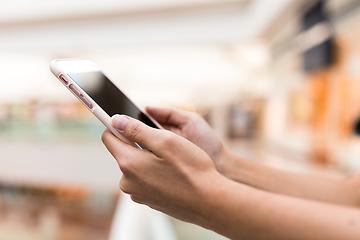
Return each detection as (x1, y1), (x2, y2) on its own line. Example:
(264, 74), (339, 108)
(145, 106), (189, 127)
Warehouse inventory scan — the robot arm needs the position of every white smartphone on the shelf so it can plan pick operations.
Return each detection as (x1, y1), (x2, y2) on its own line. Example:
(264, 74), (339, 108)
(49, 58), (162, 149)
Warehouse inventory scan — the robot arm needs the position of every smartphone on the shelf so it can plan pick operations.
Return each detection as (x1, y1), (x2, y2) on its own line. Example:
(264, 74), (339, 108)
(49, 58), (162, 148)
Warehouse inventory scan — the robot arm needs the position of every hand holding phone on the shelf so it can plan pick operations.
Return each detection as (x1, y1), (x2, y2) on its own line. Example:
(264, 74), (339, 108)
(50, 58), (162, 148)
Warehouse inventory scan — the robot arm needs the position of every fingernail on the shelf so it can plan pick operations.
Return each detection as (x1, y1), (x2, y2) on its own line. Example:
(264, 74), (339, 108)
(111, 115), (129, 131)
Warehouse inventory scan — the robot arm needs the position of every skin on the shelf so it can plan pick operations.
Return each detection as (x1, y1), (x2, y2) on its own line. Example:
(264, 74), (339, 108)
(144, 106), (360, 207)
(101, 106), (360, 240)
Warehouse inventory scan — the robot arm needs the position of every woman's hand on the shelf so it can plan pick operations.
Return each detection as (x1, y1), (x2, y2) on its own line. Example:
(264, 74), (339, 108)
(101, 115), (360, 240)
(101, 115), (222, 223)
(146, 106), (227, 173)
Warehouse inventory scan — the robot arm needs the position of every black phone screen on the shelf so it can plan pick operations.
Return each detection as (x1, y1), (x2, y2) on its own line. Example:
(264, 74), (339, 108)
(67, 71), (158, 129)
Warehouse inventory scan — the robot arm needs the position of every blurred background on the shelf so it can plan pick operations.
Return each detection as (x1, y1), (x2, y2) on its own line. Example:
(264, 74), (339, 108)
(1, 0), (360, 239)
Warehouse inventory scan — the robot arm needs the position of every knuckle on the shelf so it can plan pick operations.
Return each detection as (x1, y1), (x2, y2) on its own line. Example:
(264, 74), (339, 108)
(130, 195), (143, 204)
(119, 177), (131, 194)
(101, 129), (111, 144)
(158, 131), (176, 148)
(126, 123), (142, 141)
(192, 112), (202, 121)
(118, 157), (133, 176)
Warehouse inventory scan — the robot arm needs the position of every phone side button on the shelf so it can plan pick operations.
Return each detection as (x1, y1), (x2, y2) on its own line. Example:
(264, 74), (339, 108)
(69, 84), (81, 96)
(69, 84), (93, 109)
(80, 96), (93, 109)
(59, 74), (69, 85)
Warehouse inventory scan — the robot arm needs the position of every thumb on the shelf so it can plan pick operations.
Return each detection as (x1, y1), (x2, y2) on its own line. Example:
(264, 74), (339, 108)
(111, 114), (160, 150)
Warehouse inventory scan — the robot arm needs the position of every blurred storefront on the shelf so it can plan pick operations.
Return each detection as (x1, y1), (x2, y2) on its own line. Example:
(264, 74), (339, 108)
(0, 182), (117, 240)
(263, 0), (360, 171)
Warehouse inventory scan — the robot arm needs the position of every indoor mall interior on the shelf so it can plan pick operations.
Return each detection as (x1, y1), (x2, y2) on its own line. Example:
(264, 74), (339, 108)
(1, 0), (360, 239)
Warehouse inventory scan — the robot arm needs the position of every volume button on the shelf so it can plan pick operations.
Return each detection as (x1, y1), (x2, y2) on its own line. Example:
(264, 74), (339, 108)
(69, 84), (81, 96)
(69, 84), (93, 109)
(59, 74), (69, 85)
(81, 96), (94, 109)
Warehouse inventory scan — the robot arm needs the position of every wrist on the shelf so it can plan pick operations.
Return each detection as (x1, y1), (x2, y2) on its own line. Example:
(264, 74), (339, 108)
(212, 146), (230, 175)
(214, 148), (238, 177)
(215, 149), (252, 184)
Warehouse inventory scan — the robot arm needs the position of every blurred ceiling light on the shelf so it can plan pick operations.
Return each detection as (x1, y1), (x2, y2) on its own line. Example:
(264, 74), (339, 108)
(228, 43), (270, 71)
(0, 45), (251, 106)
(0, 0), (295, 51)
(0, 0), (250, 25)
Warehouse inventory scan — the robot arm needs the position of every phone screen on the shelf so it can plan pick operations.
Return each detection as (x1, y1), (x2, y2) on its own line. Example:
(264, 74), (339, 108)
(67, 71), (158, 129)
